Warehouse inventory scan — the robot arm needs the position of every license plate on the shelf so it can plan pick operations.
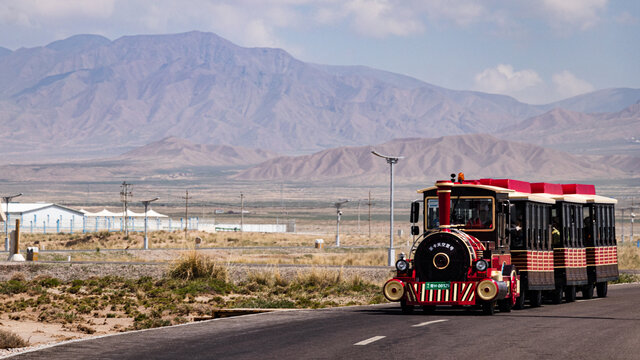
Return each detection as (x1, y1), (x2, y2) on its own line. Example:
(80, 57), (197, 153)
(424, 282), (450, 290)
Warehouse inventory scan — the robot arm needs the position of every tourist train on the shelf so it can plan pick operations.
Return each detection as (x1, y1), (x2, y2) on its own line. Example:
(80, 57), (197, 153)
(383, 174), (618, 315)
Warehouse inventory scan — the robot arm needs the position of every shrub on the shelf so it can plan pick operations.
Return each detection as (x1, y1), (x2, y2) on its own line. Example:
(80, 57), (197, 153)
(611, 273), (640, 284)
(38, 277), (61, 288)
(0, 280), (28, 295)
(168, 251), (227, 281)
(0, 329), (28, 349)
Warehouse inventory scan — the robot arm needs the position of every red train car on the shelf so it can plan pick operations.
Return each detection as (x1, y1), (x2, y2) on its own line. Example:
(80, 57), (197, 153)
(382, 174), (618, 314)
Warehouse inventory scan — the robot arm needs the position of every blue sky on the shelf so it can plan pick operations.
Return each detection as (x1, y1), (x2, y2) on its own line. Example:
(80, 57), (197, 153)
(0, 0), (638, 104)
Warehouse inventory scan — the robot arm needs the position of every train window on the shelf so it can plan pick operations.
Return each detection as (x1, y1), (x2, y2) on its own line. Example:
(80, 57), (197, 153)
(576, 206), (583, 248)
(583, 205), (594, 247)
(610, 206), (617, 246)
(569, 205), (578, 247)
(606, 205), (612, 245)
(534, 204), (541, 250)
(426, 199), (439, 228)
(425, 197), (494, 230)
(551, 207), (561, 248)
(510, 202), (525, 249)
(604, 206), (608, 245)
(597, 206), (604, 246)
(542, 205), (549, 251)
(526, 203), (533, 249)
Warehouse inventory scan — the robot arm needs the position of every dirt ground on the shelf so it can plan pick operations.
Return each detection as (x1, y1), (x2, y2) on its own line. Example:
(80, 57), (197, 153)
(0, 260), (392, 357)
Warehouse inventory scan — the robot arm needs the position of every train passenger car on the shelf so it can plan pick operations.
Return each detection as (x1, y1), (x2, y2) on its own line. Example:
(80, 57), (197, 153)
(382, 175), (618, 315)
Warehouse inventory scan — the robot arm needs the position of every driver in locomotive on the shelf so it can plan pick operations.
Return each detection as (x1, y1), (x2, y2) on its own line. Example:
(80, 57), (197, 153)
(467, 204), (492, 229)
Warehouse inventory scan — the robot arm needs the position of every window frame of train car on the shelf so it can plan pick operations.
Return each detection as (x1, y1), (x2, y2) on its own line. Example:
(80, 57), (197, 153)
(510, 201), (552, 252)
(552, 199), (589, 302)
(509, 199), (554, 307)
(424, 196), (496, 231)
(584, 202), (618, 296)
(421, 185), (511, 250)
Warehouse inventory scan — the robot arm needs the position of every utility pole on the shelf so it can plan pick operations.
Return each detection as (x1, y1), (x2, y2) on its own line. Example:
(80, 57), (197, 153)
(3, 193), (22, 251)
(621, 208), (625, 243)
(631, 198), (635, 243)
(240, 193), (244, 233)
(368, 191), (373, 240)
(357, 199), (361, 233)
(182, 190), (191, 242)
(120, 182), (132, 236)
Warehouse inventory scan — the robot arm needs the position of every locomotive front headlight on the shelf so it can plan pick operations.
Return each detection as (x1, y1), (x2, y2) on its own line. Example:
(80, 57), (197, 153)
(396, 259), (409, 272)
(475, 259), (488, 272)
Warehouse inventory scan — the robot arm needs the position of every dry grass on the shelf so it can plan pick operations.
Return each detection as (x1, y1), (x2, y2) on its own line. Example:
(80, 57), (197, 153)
(20, 229), (401, 251)
(618, 243), (640, 270)
(168, 250), (228, 281)
(0, 255), (386, 341)
(0, 329), (29, 349)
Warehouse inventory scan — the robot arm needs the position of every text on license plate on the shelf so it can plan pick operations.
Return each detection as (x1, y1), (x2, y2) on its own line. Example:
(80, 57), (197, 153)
(424, 282), (450, 290)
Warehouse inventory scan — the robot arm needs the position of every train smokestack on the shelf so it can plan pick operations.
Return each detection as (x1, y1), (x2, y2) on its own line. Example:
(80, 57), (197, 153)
(436, 181), (453, 226)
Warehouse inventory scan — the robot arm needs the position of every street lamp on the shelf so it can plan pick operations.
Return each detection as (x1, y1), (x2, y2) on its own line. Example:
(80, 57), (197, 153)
(3, 193), (22, 252)
(372, 150), (404, 267)
(334, 200), (349, 246)
(141, 197), (159, 250)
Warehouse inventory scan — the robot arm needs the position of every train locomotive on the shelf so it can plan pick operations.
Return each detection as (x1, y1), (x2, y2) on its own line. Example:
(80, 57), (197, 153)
(383, 174), (618, 315)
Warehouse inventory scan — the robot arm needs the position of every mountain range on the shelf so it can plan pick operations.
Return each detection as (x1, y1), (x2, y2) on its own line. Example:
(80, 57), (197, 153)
(1, 31), (638, 163)
(2, 135), (636, 185)
(234, 134), (639, 184)
(0, 31), (638, 185)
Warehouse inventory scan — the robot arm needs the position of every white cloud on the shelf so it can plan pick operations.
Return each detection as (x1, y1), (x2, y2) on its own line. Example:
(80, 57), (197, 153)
(1, 0), (115, 22)
(422, 0), (486, 26)
(540, 0), (608, 30)
(473, 65), (596, 104)
(474, 64), (542, 95)
(343, 0), (425, 37)
(552, 70), (595, 99)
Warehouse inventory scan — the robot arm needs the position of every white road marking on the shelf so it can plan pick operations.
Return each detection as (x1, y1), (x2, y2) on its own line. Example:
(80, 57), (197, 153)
(576, 298), (603, 302)
(412, 319), (448, 327)
(354, 336), (386, 346)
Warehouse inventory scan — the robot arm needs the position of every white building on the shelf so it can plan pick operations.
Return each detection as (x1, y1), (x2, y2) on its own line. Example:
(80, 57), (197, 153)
(1, 202), (85, 232)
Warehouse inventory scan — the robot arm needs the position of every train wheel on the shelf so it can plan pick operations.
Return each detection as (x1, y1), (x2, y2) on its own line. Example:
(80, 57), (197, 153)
(422, 305), (436, 314)
(529, 290), (542, 307)
(514, 290), (526, 310)
(498, 299), (512, 313)
(565, 286), (576, 302)
(550, 287), (563, 304)
(596, 282), (608, 298)
(401, 300), (414, 314)
(482, 301), (496, 315)
(582, 283), (594, 299)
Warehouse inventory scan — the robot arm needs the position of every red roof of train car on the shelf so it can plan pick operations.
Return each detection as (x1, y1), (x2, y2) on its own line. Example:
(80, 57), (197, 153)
(461, 178), (596, 195)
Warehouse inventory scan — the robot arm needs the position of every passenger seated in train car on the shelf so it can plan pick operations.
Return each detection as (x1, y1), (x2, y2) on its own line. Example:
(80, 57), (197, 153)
(510, 216), (524, 247)
(583, 216), (592, 242)
(466, 204), (492, 229)
(552, 218), (561, 247)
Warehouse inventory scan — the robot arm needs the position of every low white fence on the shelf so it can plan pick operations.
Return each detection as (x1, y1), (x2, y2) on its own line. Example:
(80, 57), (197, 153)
(3, 217), (294, 234)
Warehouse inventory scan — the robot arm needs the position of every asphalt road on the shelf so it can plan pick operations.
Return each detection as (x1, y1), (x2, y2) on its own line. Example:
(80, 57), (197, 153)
(10, 283), (640, 360)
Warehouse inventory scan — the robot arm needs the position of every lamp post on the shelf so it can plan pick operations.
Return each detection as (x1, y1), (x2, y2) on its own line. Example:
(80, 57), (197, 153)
(334, 200), (349, 246)
(3, 193), (22, 252)
(141, 197), (159, 250)
(372, 150), (404, 267)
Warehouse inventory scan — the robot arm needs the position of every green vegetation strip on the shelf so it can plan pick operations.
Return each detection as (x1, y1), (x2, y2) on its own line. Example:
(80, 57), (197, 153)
(0, 252), (386, 349)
